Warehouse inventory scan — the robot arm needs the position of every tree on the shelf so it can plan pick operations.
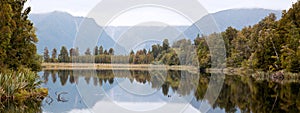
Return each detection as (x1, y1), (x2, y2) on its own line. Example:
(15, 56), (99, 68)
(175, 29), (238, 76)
(227, 32), (250, 67)
(0, 0), (40, 71)
(44, 47), (50, 62)
(99, 46), (104, 55)
(94, 46), (99, 56)
(104, 50), (108, 55)
(85, 48), (91, 55)
(245, 13), (280, 71)
(51, 48), (57, 62)
(129, 50), (135, 63)
(0, 2), (13, 69)
(75, 47), (80, 56)
(222, 27), (238, 57)
(151, 45), (160, 58)
(109, 48), (114, 55)
(58, 46), (69, 62)
(195, 37), (211, 69)
(163, 39), (170, 51)
(69, 48), (76, 57)
(277, 2), (300, 72)
(134, 50), (145, 64)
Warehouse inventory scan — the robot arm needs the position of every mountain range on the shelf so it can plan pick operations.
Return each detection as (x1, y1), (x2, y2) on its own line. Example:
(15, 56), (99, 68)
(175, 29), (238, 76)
(29, 8), (282, 54)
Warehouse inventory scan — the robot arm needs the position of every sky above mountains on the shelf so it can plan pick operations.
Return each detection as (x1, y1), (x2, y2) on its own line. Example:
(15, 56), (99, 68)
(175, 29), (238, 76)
(26, 0), (297, 16)
(25, 0), (297, 26)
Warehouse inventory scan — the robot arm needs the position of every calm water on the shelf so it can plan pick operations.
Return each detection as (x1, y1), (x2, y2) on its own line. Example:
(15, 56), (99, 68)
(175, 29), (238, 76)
(3, 70), (300, 113)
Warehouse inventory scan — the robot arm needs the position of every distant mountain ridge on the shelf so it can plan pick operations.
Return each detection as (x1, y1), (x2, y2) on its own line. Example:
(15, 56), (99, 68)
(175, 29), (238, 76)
(184, 8), (282, 39)
(213, 8), (281, 30)
(29, 8), (282, 54)
(29, 11), (116, 54)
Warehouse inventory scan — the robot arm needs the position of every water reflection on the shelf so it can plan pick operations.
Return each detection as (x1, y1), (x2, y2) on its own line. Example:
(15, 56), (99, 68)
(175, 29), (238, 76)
(39, 70), (300, 113)
(42, 70), (199, 97)
(0, 100), (43, 113)
(195, 74), (300, 113)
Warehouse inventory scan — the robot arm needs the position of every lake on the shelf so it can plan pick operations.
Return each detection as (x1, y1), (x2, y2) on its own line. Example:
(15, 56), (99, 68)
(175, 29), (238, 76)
(3, 69), (300, 113)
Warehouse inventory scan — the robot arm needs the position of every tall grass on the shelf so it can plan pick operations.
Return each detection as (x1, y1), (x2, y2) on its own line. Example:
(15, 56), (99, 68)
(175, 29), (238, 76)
(0, 69), (47, 102)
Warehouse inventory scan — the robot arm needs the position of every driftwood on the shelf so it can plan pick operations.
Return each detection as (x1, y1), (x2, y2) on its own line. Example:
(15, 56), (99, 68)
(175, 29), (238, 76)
(55, 91), (68, 102)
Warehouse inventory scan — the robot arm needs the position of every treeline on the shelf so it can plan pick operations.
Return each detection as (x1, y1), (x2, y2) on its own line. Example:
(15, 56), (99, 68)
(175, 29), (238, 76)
(43, 46), (114, 63)
(196, 1), (300, 72)
(43, 39), (191, 65)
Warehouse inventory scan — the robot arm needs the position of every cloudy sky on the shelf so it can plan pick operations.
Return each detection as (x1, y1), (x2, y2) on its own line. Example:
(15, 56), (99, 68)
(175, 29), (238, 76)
(26, 0), (297, 16)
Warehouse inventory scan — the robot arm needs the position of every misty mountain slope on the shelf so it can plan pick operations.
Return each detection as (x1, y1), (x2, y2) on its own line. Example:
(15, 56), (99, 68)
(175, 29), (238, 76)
(29, 11), (116, 54)
(213, 8), (281, 30)
(183, 8), (282, 40)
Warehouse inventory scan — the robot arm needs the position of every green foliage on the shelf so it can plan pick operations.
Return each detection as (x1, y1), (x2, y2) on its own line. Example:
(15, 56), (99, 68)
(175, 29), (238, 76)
(43, 47), (50, 62)
(0, 69), (47, 101)
(94, 46), (99, 55)
(108, 48), (114, 55)
(99, 46), (104, 55)
(51, 48), (58, 62)
(84, 48), (91, 56)
(0, 0), (41, 71)
(162, 39), (170, 52)
(58, 46), (69, 62)
(195, 36), (211, 69)
(222, 26), (238, 57)
(194, 1), (300, 72)
(277, 2), (300, 72)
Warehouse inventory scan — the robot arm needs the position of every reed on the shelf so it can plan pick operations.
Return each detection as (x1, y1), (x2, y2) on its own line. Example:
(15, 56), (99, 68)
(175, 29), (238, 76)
(0, 69), (47, 102)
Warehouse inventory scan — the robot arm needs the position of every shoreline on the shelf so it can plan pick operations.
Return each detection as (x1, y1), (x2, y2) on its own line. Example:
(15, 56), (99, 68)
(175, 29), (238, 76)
(41, 63), (199, 72)
(41, 63), (300, 76)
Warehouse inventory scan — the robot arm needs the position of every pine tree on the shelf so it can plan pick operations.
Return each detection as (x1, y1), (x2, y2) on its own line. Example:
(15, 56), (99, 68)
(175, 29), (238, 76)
(58, 46), (69, 62)
(75, 47), (80, 56)
(44, 47), (50, 62)
(85, 48), (91, 55)
(69, 48), (76, 57)
(163, 39), (170, 52)
(104, 50), (108, 55)
(94, 46), (99, 56)
(0, 0), (40, 71)
(109, 48), (114, 55)
(99, 46), (104, 55)
(51, 48), (57, 62)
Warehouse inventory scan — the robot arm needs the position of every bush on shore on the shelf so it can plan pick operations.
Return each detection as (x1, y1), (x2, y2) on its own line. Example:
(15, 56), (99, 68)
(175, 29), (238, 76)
(0, 69), (48, 103)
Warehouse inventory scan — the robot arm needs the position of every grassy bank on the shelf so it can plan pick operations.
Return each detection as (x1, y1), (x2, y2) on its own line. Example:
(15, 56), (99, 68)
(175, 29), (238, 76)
(0, 69), (48, 104)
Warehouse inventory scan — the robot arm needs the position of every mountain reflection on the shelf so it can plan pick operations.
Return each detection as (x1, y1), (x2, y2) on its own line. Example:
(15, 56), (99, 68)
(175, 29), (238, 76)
(42, 70), (300, 113)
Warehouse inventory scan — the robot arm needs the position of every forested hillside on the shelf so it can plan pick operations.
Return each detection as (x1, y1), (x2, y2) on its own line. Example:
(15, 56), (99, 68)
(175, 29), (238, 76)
(196, 1), (300, 72)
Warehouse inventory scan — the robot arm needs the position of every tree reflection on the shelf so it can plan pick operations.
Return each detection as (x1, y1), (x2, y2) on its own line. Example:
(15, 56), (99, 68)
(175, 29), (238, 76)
(58, 70), (69, 86)
(205, 74), (300, 113)
(42, 70), (300, 113)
